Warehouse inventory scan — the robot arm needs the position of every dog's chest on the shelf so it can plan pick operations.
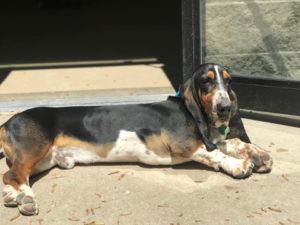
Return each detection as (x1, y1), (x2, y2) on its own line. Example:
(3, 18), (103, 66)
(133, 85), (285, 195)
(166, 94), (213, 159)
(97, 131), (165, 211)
(209, 128), (226, 145)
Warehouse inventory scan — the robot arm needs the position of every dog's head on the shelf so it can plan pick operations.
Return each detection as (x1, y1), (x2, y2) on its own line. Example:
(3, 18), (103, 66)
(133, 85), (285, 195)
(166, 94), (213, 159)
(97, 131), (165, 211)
(180, 63), (237, 148)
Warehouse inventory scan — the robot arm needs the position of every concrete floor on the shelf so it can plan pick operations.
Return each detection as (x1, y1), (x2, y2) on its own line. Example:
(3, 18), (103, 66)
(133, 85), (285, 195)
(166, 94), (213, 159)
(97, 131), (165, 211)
(0, 64), (172, 95)
(0, 113), (299, 225)
(0, 64), (174, 113)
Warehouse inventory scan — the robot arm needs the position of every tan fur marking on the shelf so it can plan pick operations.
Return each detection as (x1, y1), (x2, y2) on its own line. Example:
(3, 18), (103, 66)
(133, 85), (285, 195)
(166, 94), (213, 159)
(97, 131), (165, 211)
(199, 88), (216, 115)
(0, 127), (15, 160)
(0, 126), (4, 143)
(207, 70), (215, 80)
(53, 135), (114, 158)
(144, 131), (171, 158)
(223, 70), (230, 79)
(243, 158), (251, 170)
(244, 144), (253, 159)
(238, 144), (248, 157)
(145, 130), (203, 159)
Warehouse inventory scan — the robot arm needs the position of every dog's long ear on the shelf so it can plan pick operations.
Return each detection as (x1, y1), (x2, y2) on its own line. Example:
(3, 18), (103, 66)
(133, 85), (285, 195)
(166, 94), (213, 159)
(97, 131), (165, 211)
(227, 89), (251, 143)
(181, 75), (216, 151)
(228, 89), (238, 118)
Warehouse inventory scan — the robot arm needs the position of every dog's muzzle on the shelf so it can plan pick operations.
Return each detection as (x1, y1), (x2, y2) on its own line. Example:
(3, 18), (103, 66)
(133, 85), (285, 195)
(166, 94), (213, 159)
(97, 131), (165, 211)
(212, 90), (232, 127)
(217, 102), (231, 121)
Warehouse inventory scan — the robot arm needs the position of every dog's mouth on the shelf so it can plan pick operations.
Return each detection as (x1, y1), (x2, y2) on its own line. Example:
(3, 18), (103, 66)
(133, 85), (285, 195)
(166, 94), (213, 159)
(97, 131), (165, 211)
(211, 112), (230, 128)
(215, 120), (229, 128)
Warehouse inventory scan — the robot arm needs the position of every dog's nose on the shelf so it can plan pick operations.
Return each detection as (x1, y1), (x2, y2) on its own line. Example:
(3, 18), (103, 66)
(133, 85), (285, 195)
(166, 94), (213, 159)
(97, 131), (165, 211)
(217, 103), (231, 117)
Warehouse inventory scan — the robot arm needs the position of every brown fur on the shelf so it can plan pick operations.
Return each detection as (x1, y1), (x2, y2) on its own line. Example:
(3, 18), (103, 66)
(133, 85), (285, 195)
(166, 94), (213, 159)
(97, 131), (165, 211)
(207, 70), (215, 80)
(223, 70), (230, 79)
(199, 88), (217, 115)
(3, 143), (51, 190)
(53, 134), (114, 158)
(143, 130), (171, 157)
(0, 127), (15, 160)
(144, 129), (203, 159)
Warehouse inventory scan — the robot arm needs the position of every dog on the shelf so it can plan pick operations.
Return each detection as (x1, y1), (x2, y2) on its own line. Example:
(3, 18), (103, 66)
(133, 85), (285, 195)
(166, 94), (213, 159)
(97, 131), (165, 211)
(0, 63), (272, 215)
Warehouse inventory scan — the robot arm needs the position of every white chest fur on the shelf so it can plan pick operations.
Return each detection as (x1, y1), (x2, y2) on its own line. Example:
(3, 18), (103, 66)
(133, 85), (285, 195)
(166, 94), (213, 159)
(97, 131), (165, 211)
(209, 128), (226, 145)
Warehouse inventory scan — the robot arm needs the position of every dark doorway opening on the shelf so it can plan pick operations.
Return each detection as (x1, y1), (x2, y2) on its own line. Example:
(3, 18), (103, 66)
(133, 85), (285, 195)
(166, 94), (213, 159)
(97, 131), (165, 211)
(0, 0), (182, 88)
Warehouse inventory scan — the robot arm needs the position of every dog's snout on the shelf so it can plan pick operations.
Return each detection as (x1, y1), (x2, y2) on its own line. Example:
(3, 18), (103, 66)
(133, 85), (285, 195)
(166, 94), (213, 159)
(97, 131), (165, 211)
(217, 103), (231, 116)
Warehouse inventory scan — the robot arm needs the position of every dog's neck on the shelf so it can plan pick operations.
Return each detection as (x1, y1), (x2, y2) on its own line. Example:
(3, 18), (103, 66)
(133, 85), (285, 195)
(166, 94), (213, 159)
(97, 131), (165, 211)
(208, 126), (229, 145)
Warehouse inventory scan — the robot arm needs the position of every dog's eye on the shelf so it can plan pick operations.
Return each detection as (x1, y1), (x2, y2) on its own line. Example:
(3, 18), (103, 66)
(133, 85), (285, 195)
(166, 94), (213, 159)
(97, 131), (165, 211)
(200, 77), (210, 84)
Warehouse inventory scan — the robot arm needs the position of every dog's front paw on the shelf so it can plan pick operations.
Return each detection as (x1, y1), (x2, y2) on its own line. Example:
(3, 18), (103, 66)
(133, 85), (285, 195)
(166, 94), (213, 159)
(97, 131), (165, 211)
(223, 158), (254, 179)
(232, 159), (254, 179)
(251, 145), (273, 173)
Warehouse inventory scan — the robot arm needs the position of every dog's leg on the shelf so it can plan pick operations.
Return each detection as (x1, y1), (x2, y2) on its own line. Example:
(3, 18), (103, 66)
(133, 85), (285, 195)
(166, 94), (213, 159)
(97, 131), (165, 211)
(3, 157), (39, 215)
(192, 146), (254, 178)
(2, 145), (51, 216)
(217, 138), (273, 173)
(1, 115), (56, 215)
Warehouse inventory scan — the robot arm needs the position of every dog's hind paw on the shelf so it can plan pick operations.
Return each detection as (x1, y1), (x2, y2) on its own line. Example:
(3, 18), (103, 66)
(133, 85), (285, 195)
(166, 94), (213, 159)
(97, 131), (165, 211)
(3, 184), (39, 216)
(16, 185), (39, 216)
(3, 185), (18, 207)
(17, 193), (39, 216)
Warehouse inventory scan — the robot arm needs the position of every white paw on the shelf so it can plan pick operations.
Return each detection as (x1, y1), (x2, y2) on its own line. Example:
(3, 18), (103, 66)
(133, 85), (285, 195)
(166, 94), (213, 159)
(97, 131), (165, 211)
(54, 151), (75, 169)
(17, 193), (39, 216)
(3, 184), (39, 216)
(3, 185), (18, 207)
(224, 158), (254, 179)
(17, 185), (38, 216)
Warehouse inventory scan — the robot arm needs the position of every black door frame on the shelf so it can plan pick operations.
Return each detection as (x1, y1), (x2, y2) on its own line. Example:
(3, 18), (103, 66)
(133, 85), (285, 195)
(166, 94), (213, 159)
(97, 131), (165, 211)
(181, 0), (300, 126)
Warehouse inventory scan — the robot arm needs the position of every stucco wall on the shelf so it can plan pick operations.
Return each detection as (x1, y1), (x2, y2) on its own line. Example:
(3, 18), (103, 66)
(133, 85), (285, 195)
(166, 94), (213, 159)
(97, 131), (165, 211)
(204, 0), (300, 80)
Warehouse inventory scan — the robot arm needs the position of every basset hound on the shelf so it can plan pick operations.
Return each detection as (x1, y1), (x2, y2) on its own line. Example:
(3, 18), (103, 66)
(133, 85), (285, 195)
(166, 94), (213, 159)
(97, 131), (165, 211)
(0, 63), (272, 215)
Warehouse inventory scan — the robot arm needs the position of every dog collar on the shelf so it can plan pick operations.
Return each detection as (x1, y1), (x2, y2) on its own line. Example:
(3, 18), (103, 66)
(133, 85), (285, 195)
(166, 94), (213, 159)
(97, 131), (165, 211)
(175, 90), (181, 97)
(218, 126), (230, 138)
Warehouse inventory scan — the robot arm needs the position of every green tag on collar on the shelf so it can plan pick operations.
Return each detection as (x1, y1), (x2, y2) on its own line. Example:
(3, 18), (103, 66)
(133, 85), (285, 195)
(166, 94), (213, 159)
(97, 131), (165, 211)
(175, 90), (181, 97)
(218, 126), (230, 138)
